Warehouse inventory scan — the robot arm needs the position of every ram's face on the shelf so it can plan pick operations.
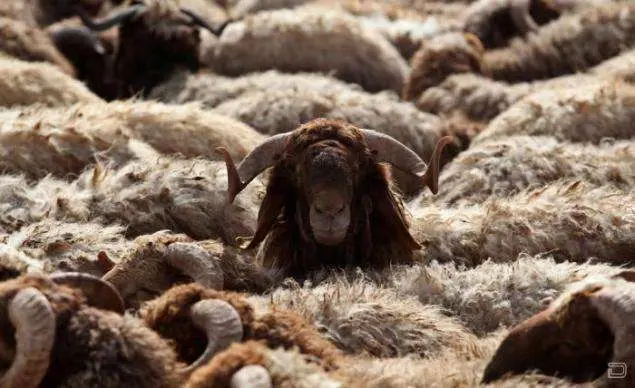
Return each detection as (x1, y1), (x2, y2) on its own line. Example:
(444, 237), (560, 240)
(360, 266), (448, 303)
(300, 140), (357, 246)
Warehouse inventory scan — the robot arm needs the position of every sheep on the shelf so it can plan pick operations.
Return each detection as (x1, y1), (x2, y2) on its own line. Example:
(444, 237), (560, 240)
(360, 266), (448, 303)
(412, 180), (635, 267)
(4, 220), (131, 276)
(0, 101), (262, 180)
(0, 17), (76, 76)
(201, 6), (409, 93)
(401, 255), (624, 336)
(0, 272), (182, 387)
(482, 271), (635, 386)
(139, 283), (344, 373)
(83, 156), (263, 242)
(0, 56), (102, 108)
(217, 118), (453, 281)
(417, 49), (635, 122)
(100, 231), (273, 308)
(404, 2), (635, 99)
(77, 0), (233, 99)
(435, 136), (635, 206)
(473, 80), (635, 145)
(247, 272), (482, 359)
(0, 272), (255, 387)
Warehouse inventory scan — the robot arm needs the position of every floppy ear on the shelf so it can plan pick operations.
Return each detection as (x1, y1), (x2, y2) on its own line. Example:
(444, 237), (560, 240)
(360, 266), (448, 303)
(245, 169), (290, 250)
(365, 166), (421, 251)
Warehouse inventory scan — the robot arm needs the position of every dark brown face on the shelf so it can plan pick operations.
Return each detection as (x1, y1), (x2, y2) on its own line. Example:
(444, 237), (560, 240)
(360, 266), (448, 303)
(482, 295), (613, 383)
(300, 140), (356, 246)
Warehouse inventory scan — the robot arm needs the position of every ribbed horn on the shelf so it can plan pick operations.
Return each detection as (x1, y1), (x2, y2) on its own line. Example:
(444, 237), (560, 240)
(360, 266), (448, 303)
(50, 272), (125, 314)
(361, 130), (454, 194)
(78, 4), (145, 31)
(215, 131), (293, 203)
(164, 243), (223, 289)
(180, 7), (232, 36)
(0, 287), (56, 388)
(181, 299), (244, 375)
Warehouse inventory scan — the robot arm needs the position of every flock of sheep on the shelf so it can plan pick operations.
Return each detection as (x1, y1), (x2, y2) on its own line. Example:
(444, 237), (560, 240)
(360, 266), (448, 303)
(0, 0), (634, 387)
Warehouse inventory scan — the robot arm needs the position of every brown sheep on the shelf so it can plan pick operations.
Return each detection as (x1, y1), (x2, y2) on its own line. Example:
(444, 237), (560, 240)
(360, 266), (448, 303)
(0, 17), (76, 76)
(483, 271), (635, 387)
(404, 2), (635, 99)
(101, 231), (273, 308)
(417, 49), (635, 122)
(139, 283), (343, 372)
(0, 272), (184, 387)
(217, 118), (453, 281)
(77, 0), (232, 99)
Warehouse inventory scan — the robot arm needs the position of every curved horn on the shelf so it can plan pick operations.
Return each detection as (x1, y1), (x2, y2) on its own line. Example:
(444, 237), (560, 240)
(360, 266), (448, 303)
(78, 4), (145, 31)
(215, 132), (293, 203)
(589, 284), (635, 372)
(181, 299), (244, 375)
(180, 7), (233, 36)
(49, 272), (125, 314)
(361, 130), (454, 194)
(230, 365), (273, 388)
(49, 27), (106, 56)
(0, 287), (55, 388)
(509, 0), (539, 35)
(164, 243), (223, 289)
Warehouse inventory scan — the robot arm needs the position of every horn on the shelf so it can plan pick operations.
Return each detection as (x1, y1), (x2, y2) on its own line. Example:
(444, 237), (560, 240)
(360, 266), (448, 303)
(164, 243), (223, 289)
(181, 299), (244, 375)
(230, 365), (273, 388)
(180, 7), (233, 36)
(49, 27), (106, 56)
(77, 4), (145, 31)
(0, 287), (56, 388)
(509, 0), (539, 34)
(215, 132), (293, 203)
(361, 130), (454, 194)
(49, 272), (125, 314)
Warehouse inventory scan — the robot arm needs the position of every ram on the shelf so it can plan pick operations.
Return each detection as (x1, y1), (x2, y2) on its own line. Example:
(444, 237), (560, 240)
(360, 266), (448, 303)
(100, 231), (272, 307)
(217, 118), (453, 281)
(404, 2), (635, 99)
(483, 271), (635, 387)
(435, 135), (635, 206)
(473, 81), (635, 145)
(417, 49), (635, 122)
(0, 56), (101, 108)
(77, 0), (232, 99)
(413, 180), (635, 267)
(0, 17), (75, 76)
(202, 6), (409, 93)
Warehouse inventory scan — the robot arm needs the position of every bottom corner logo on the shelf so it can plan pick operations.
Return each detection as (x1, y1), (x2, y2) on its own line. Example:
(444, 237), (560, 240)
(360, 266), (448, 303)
(608, 362), (627, 379)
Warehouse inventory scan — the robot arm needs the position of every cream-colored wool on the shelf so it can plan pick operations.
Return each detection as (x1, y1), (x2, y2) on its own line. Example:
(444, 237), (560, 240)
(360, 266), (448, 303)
(412, 180), (635, 267)
(436, 136), (635, 206)
(201, 6), (409, 93)
(0, 101), (262, 179)
(0, 57), (101, 108)
(473, 81), (635, 144)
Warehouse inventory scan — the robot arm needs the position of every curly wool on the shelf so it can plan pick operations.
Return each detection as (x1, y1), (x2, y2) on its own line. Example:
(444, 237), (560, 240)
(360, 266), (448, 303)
(473, 80), (635, 145)
(417, 50), (635, 122)
(248, 274), (481, 359)
(0, 100), (262, 179)
(201, 6), (409, 93)
(435, 136), (635, 206)
(0, 57), (101, 108)
(411, 180), (635, 267)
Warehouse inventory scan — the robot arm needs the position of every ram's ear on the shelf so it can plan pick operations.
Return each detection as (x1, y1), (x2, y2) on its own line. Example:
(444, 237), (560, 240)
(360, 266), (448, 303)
(366, 167), (421, 252)
(245, 171), (289, 250)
